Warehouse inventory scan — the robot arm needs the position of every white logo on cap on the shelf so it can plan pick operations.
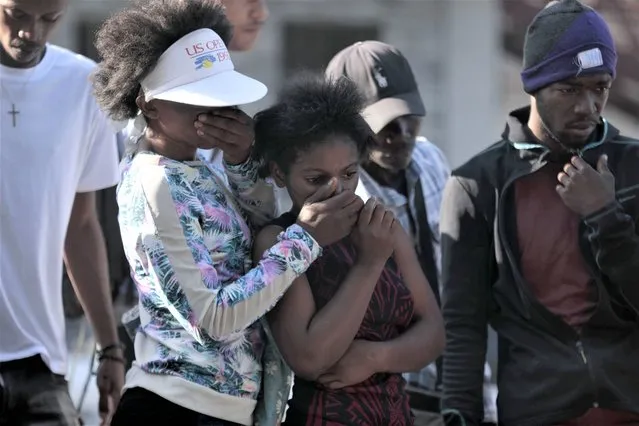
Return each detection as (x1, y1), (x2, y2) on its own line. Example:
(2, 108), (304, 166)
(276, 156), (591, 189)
(575, 48), (604, 73)
(373, 67), (388, 88)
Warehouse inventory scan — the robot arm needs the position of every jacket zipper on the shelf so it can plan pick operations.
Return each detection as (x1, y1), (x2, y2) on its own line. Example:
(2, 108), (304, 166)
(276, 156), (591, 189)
(575, 339), (600, 408)
(498, 167), (550, 317)
(498, 157), (601, 408)
(497, 155), (597, 327)
(572, 149), (606, 410)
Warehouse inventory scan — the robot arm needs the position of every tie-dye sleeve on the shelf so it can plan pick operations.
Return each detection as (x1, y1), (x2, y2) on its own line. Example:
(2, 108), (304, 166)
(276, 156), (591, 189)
(224, 156), (277, 228)
(138, 163), (321, 340)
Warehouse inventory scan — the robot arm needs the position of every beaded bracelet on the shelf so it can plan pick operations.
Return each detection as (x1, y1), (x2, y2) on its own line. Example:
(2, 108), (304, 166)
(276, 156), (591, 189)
(98, 353), (126, 365)
(98, 342), (126, 356)
(97, 343), (126, 364)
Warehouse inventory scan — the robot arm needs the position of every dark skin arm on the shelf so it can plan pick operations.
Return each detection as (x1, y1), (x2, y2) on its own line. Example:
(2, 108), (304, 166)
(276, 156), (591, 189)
(317, 225), (444, 389)
(64, 191), (124, 424)
(253, 226), (386, 381)
(557, 155), (639, 311)
(195, 108), (277, 227)
(195, 108), (254, 165)
(253, 198), (395, 380)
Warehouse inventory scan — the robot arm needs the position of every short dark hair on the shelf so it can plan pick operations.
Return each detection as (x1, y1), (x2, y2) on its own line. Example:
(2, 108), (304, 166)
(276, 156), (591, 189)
(253, 73), (374, 178)
(92, 0), (232, 121)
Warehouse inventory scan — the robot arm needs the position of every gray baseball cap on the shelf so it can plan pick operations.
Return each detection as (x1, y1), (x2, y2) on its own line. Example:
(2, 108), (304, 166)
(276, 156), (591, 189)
(325, 41), (425, 134)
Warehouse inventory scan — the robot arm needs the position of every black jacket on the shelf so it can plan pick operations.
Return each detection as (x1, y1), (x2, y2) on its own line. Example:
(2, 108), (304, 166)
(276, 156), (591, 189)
(440, 107), (639, 426)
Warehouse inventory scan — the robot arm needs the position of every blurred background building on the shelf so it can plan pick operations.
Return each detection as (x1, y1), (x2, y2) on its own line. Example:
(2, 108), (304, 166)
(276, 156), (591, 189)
(53, 0), (638, 424)
(52, 0), (638, 169)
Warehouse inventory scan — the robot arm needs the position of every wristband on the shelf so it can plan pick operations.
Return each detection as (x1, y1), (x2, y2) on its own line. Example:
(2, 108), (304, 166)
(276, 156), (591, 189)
(98, 342), (126, 356)
(98, 354), (126, 365)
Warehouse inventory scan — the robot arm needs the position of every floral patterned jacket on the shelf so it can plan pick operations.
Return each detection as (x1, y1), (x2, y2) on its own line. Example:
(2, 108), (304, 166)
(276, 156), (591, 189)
(117, 151), (316, 425)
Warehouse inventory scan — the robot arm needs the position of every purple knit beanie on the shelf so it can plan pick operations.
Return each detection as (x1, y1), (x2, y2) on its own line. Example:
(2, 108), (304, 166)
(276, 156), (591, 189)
(521, 0), (617, 94)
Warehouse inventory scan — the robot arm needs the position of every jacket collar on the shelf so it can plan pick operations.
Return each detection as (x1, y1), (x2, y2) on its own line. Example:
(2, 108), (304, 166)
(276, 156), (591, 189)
(502, 106), (620, 162)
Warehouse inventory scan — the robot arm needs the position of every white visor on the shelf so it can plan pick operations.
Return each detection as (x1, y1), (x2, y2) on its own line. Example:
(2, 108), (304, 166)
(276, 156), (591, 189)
(141, 28), (267, 107)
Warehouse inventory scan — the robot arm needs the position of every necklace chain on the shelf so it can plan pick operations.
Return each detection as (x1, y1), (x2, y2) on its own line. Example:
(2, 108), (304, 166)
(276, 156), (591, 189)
(1, 67), (36, 127)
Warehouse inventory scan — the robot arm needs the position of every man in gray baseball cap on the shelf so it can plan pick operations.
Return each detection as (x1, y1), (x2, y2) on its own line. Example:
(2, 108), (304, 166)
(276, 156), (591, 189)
(323, 41), (454, 425)
(326, 39), (444, 290)
(328, 41), (426, 136)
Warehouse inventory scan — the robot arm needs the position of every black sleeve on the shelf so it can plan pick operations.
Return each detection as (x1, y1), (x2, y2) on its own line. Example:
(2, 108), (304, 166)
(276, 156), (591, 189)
(583, 201), (639, 313)
(440, 176), (493, 426)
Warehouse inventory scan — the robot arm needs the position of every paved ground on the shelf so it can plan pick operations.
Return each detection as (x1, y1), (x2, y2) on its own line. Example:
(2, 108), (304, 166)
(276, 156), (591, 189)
(66, 316), (102, 426)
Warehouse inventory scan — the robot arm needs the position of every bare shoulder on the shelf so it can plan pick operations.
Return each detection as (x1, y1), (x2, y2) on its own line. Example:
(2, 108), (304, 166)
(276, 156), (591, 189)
(252, 224), (285, 261)
(392, 221), (414, 254)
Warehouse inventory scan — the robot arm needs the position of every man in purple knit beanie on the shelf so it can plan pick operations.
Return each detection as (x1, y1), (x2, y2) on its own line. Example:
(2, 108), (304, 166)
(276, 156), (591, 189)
(439, 1), (639, 425)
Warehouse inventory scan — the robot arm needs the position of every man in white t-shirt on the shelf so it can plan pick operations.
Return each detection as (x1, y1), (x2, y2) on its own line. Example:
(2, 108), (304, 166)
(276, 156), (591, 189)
(0, 0), (124, 424)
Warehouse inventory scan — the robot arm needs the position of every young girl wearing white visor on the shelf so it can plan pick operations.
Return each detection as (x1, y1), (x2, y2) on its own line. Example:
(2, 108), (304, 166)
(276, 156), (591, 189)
(92, 0), (362, 424)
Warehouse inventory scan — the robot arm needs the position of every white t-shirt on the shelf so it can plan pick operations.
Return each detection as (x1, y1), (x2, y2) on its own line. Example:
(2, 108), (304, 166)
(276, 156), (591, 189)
(0, 45), (119, 375)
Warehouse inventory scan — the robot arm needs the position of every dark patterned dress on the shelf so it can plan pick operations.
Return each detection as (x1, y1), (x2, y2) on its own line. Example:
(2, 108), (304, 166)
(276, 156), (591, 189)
(271, 213), (415, 426)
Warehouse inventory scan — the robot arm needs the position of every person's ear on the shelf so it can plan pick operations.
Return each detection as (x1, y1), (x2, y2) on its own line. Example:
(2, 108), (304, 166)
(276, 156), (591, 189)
(137, 92), (159, 120)
(269, 162), (286, 188)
